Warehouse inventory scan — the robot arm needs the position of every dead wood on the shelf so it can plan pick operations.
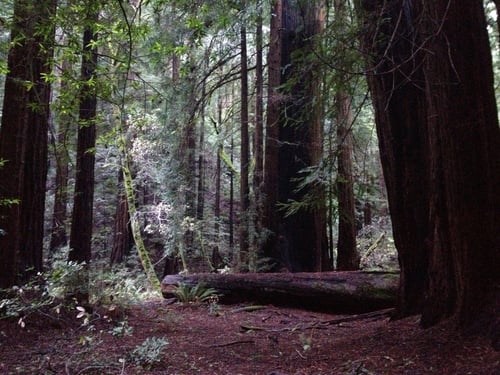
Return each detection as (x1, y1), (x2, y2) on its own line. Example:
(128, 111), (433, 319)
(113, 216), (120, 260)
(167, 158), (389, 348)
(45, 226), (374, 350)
(162, 271), (399, 314)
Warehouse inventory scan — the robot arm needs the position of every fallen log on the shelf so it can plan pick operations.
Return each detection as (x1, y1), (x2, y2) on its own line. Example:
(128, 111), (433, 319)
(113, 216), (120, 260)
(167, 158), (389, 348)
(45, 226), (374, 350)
(162, 271), (399, 314)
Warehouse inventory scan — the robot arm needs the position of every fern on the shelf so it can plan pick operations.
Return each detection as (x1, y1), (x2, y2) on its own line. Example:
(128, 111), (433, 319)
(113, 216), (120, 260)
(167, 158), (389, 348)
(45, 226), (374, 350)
(172, 282), (218, 303)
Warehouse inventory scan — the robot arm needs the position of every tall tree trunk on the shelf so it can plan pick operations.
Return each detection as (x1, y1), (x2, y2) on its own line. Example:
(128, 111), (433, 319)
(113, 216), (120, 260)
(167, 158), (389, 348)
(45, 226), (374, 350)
(361, 0), (500, 333)
(263, 0), (329, 272)
(262, 0), (283, 267)
(69, 19), (98, 264)
(419, 1), (499, 329)
(196, 81), (206, 221)
(253, 0), (264, 255)
(239, 24), (250, 270)
(229, 132), (235, 250)
(0, 0), (56, 287)
(50, 59), (72, 251)
(336, 91), (359, 270)
(334, 0), (358, 271)
(214, 97), (223, 239)
(360, 0), (430, 317)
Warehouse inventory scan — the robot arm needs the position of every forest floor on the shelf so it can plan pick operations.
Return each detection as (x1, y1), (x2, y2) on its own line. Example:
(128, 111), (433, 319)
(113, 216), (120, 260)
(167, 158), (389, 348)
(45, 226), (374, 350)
(0, 297), (498, 375)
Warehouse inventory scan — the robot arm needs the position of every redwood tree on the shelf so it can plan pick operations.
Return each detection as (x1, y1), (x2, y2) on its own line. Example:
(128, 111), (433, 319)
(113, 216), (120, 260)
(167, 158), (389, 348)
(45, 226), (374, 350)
(69, 13), (98, 264)
(50, 60), (74, 251)
(263, 0), (330, 271)
(0, 0), (56, 287)
(335, 91), (359, 270)
(361, 0), (500, 332)
(239, 21), (250, 270)
(334, 0), (359, 271)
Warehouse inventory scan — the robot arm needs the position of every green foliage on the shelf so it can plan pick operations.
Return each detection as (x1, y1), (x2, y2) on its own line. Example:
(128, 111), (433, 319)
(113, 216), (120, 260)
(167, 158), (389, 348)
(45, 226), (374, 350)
(89, 258), (160, 306)
(172, 282), (218, 304)
(46, 257), (88, 299)
(130, 336), (169, 368)
(0, 280), (54, 322)
(109, 318), (134, 337)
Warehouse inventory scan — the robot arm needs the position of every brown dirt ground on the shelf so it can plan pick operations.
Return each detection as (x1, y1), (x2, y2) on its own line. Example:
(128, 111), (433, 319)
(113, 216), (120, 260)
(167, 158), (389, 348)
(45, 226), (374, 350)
(0, 299), (498, 375)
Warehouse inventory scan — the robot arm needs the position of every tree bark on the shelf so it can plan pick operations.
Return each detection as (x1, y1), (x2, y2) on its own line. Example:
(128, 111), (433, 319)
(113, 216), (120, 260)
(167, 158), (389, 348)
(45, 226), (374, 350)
(336, 91), (359, 270)
(162, 271), (398, 313)
(69, 20), (98, 264)
(50, 59), (73, 251)
(0, 0), (56, 287)
(262, 0), (283, 266)
(253, 1), (264, 258)
(360, 0), (430, 317)
(360, 0), (500, 334)
(263, 0), (330, 272)
(419, 1), (500, 329)
(239, 24), (250, 270)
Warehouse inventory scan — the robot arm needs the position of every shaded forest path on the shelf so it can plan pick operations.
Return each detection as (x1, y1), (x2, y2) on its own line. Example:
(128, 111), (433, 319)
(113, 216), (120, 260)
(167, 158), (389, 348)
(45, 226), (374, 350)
(0, 299), (497, 374)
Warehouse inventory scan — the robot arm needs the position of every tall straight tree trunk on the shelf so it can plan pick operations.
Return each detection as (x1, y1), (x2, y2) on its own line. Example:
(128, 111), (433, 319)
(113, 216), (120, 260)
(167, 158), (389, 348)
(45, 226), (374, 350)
(360, 0), (430, 317)
(50, 59), (73, 251)
(419, 1), (499, 328)
(253, 1), (264, 254)
(333, 0), (359, 271)
(69, 18), (98, 264)
(335, 91), (359, 270)
(263, 0), (329, 271)
(196, 80), (206, 221)
(0, 0), (56, 287)
(229, 132), (235, 249)
(361, 0), (500, 332)
(262, 0), (283, 266)
(214, 97), (223, 238)
(239, 24), (250, 270)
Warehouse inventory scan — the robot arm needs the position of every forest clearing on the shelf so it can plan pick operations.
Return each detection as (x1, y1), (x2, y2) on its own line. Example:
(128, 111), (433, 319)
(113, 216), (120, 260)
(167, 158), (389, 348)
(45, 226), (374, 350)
(0, 295), (498, 374)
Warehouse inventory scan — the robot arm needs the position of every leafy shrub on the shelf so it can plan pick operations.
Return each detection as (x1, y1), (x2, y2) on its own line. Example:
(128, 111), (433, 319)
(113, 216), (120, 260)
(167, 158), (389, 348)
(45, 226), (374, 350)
(0, 276), (55, 323)
(130, 336), (169, 368)
(46, 258), (87, 300)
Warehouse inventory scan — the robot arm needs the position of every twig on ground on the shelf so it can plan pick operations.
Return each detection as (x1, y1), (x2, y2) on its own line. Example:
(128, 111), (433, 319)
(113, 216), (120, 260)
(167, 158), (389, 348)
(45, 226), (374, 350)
(206, 339), (255, 348)
(318, 308), (394, 327)
(239, 308), (394, 333)
(231, 305), (267, 313)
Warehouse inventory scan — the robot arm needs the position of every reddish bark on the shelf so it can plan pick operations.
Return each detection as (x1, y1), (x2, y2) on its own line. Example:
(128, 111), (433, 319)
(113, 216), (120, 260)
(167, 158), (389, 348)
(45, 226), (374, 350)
(0, 0), (56, 286)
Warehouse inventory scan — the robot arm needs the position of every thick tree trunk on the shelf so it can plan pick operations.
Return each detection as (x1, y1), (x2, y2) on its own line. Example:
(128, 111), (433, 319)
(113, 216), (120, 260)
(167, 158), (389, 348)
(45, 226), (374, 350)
(263, 0), (330, 272)
(262, 0), (283, 266)
(162, 271), (398, 313)
(0, 0), (56, 287)
(360, 0), (430, 317)
(419, 1), (500, 328)
(360, 1), (500, 334)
